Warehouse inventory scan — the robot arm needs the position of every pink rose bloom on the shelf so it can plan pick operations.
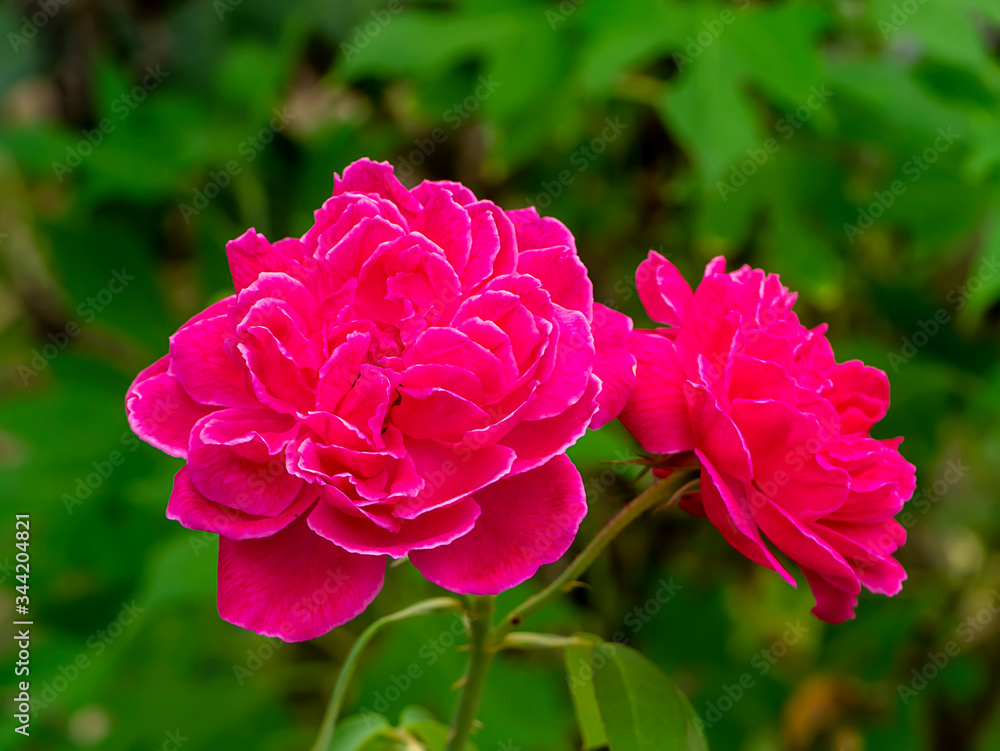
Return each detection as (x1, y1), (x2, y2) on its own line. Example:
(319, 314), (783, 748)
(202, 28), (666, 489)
(126, 159), (634, 641)
(620, 253), (916, 622)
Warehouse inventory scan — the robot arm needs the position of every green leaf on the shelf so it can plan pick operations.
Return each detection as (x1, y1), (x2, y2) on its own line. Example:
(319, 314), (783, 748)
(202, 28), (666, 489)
(674, 681), (710, 751)
(592, 643), (708, 751)
(348, 719), (478, 751)
(355, 730), (407, 751)
(330, 713), (391, 751)
(727, 6), (832, 125)
(579, 0), (692, 93)
(405, 721), (453, 751)
(661, 43), (759, 185)
(565, 640), (609, 750)
(398, 706), (438, 726)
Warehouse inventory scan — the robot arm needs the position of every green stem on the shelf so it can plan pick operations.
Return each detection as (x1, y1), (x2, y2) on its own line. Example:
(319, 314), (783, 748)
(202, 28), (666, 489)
(445, 595), (495, 751)
(493, 471), (699, 642)
(311, 597), (462, 751)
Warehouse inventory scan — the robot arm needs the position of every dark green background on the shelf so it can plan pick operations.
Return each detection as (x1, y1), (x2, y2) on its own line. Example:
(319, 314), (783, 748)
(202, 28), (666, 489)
(1, 0), (999, 748)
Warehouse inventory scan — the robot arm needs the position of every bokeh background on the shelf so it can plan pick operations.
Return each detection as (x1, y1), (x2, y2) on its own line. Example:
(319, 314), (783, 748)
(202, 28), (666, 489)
(2, 0), (999, 748)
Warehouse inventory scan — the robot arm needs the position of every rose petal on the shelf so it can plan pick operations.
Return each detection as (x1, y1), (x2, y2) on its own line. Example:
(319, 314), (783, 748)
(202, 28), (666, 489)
(308, 495), (481, 558)
(590, 303), (636, 429)
(697, 452), (796, 586)
(333, 158), (421, 223)
(217, 513), (385, 642)
(226, 229), (308, 292)
(168, 467), (314, 540)
(170, 314), (257, 409)
(620, 331), (694, 453)
(506, 206), (577, 253)
(517, 246), (593, 321)
(126, 356), (215, 458)
(187, 409), (303, 516)
(636, 251), (693, 327)
(409, 454), (586, 594)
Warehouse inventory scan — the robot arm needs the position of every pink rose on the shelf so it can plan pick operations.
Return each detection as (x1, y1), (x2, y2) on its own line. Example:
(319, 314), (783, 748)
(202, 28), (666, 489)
(126, 159), (633, 641)
(620, 253), (916, 622)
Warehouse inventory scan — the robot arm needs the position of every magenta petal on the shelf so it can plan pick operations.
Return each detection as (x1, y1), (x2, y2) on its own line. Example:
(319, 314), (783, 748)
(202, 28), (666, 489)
(754, 501), (859, 587)
(522, 307), (593, 421)
(686, 383), (753, 482)
(409, 454), (586, 594)
(824, 360), (890, 434)
(316, 332), (371, 412)
(226, 229), (307, 292)
(502, 375), (600, 474)
(697, 453), (796, 586)
(170, 314), (257, 409)
(637, 251), (693, 327)
(168, 468), (314, 540)
(309, 196), (406, 260)
(393, 439), (516, 519)
(506, 206), (577, 253)
(620, 331), (694, 453)
(217, 514), (385, 642)
(468, 201), (517, 281)
(801, 567), (859, 623)
(413, 187), (472, 274)
(318, 215), (406, 296)
(393, 386), (489, 442)
(731, 398), (849, 519)
(333, 158), (421, 222)
(517, 247), (593, 321)
(727, 354), (796, 404)
(590, 303), (636, 429)
(412, 179), (478, 207)
(126, 356), (214, 458)
(308, 495), (481, 558)
(814, 521), (906, 596)
(187, 410), (303, 516)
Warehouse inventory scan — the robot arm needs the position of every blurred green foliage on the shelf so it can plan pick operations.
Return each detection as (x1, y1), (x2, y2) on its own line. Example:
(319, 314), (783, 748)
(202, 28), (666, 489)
(1, 0), (999, 749)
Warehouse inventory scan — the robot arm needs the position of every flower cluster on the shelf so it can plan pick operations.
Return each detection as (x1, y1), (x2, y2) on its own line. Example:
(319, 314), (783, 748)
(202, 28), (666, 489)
(128, 160), (915, 639)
